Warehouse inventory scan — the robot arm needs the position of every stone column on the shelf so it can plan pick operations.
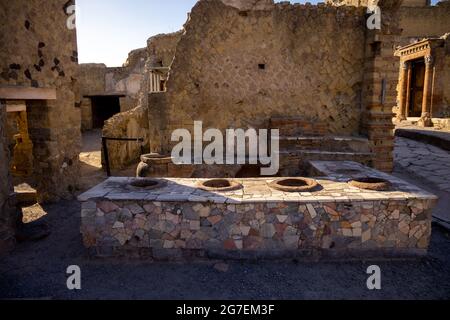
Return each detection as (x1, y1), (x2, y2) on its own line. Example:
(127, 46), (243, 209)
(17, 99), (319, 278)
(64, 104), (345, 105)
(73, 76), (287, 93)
(405, 63), (412, 118)
(396, 61), (410, 121)
(419, 55), (434, 127)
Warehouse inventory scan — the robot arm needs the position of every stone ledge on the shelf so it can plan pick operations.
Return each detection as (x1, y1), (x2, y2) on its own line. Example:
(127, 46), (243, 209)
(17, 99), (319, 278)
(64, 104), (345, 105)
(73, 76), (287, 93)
(0, 86), (56, 100)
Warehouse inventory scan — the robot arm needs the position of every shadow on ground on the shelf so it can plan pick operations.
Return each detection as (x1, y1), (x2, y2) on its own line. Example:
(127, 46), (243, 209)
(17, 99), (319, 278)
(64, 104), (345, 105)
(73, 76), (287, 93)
(0, 195), (449, 299)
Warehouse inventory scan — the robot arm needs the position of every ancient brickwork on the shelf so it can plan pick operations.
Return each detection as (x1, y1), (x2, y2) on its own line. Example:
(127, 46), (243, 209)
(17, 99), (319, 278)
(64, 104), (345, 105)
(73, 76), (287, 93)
(0, 104), (16, 255)
(360, 1), (404, 173)
(149, 0), (368, 156)
(0, 0), (81, 201)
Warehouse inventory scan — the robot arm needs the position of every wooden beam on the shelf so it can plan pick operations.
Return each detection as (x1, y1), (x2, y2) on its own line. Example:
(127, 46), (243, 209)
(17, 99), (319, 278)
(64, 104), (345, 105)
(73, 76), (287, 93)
(0, 86), (57, 100)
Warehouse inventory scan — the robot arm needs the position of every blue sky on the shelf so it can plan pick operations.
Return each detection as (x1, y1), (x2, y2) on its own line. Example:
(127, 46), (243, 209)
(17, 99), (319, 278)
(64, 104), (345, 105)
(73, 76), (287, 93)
(76, 0), (313, 66)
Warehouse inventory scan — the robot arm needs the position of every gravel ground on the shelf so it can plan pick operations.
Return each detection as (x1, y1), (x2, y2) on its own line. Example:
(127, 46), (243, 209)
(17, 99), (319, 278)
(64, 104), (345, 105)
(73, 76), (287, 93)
(1, 164), (450, 299)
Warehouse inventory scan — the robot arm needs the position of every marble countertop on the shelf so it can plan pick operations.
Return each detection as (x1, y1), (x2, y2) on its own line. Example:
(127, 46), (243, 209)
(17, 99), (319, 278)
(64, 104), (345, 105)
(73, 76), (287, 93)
(78, 161), (437, 204)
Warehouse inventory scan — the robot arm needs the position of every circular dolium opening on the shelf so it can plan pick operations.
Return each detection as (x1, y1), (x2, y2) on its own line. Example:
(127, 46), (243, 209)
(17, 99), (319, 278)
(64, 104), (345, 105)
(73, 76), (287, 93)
(197, 179), (242, 192)
(269, 178), (319, 192)
(130, 179), (165, 189)
(349, 177), (391, 191)
(203, 179), (232, 188)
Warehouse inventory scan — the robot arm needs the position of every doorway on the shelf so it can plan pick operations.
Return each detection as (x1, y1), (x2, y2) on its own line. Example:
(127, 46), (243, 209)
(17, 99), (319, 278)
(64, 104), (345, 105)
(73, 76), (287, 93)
(90, 96), (121, 129)
(408, 59), (425, 117)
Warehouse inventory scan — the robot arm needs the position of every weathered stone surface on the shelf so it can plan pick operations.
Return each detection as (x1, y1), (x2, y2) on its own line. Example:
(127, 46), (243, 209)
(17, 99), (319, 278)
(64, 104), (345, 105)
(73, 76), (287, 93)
(1, 0), (81, 202)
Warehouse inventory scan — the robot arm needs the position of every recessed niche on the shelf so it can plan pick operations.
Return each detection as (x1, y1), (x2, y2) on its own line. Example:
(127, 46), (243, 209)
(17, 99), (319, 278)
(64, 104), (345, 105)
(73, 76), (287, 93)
(258, 63), (266, 70)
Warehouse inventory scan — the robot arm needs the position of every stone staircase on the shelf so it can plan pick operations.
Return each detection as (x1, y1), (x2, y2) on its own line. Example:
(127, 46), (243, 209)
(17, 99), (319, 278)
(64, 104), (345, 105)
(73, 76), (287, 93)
(269, 117), (373, 175)
(14, 183), (37, 206)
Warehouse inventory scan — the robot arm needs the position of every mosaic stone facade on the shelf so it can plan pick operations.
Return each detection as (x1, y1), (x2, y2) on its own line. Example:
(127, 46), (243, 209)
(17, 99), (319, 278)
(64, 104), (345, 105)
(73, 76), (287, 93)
(79, 162), (437, 259)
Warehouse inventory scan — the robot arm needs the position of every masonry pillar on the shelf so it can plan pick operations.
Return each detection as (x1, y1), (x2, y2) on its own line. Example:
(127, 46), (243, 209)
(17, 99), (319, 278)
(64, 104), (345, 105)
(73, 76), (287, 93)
(419, 55), (434, 127)
(0, 102), (17, 255)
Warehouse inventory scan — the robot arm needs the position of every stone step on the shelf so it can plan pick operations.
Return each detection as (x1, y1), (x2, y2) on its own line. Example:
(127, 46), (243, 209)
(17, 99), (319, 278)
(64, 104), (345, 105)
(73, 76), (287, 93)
(277, 150), (373, 176)
(14, 183), (37, 206)
(276, 136), (371, 153)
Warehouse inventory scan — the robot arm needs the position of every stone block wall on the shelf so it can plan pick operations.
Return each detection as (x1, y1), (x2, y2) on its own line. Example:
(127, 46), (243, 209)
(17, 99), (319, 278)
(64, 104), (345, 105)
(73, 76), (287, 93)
(0, 103), (16, 255)
(359, 1), (405, 173)
(398, 1), (450, 43)
(105, 48), (147, 111)
(102, 106), (150, 170)
(149, 0), (368, 156)
(0, 0), (81, 201)
(78, 48), (147, 131)
(79, 174), (437, 260)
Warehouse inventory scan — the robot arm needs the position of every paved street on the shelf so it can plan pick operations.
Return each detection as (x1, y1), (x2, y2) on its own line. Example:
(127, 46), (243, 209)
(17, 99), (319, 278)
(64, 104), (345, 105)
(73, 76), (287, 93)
(0, 199), (449, 300)
(395, 137), (450, 193)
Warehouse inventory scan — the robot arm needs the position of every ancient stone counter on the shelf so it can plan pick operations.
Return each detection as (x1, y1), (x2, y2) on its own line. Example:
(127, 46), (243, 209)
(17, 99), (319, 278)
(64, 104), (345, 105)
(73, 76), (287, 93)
(78, 162), (437, 260)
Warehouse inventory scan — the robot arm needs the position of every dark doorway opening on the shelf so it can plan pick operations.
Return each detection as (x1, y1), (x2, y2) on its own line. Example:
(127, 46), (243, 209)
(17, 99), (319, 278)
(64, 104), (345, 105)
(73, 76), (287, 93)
(91, 96), (121, 129)
(408, 59), (425, 117)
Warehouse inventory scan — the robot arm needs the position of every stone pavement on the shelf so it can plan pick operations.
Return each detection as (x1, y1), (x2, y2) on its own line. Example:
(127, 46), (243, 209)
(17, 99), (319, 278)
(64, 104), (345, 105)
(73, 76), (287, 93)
(395, 137), (450, 193)
(1, 199), (450, 299)
(396, 125), (450, 152)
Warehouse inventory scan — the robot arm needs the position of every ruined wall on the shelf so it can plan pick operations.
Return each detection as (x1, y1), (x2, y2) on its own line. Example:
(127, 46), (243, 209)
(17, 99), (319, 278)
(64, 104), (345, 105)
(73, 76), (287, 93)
(0, 0), (81, 201)
(78, 48), (146, 131)
(77, 63), (106, 130)
(444, 37), (450, 117)
(434, 34), (450, 118)
(102, 106), (149, 170)
(359, 1), (404, 172)
(0, 103), (16, 255)
(137, 31), (183, 115)
(149, 0), (368, 155)
(398, 1), (450, 44)
(102, 31), (183, 170)
(326, 0), (430, 7)
(106, 48), (147, 111)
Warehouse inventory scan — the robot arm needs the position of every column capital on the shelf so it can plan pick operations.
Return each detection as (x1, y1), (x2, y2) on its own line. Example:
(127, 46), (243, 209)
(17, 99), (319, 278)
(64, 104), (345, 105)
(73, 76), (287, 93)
(401, 61), (410, 70)
(424, 55), (434, 66)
